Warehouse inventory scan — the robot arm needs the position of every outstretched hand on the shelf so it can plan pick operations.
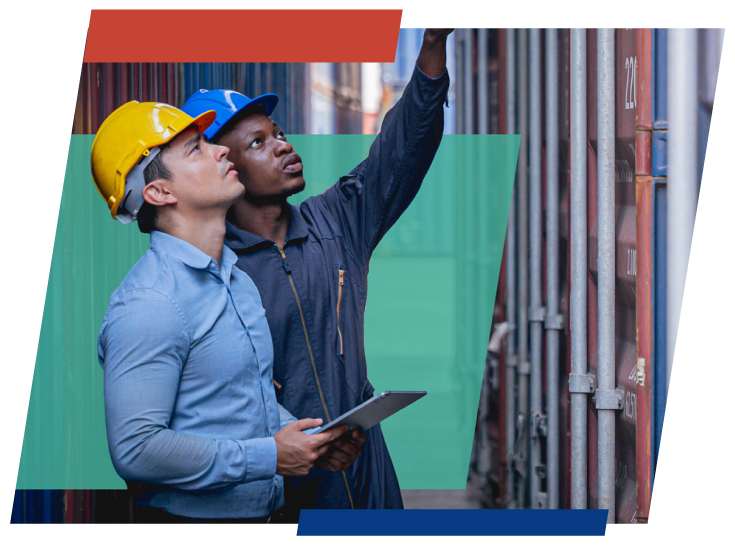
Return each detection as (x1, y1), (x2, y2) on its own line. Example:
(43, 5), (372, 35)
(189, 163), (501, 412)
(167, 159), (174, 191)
(417, 29), (455, 78)
(424, 29), (455, 43)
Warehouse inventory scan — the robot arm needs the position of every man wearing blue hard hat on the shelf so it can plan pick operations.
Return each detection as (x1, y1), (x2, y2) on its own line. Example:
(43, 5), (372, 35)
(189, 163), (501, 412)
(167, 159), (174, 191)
(182, 29), (453, 516)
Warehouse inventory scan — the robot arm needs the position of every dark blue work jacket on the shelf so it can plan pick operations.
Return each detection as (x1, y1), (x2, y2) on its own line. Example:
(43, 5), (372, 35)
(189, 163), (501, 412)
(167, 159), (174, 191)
(225, 65), (450, 513)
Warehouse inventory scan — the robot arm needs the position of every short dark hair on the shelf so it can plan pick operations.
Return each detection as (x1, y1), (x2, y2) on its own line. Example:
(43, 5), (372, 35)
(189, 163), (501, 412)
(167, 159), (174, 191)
(137, 146), (172, 234)
(211, 105), (268, 144)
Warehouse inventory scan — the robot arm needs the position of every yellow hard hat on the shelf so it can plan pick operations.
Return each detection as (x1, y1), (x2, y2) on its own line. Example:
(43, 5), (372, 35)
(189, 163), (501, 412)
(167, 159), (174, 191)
(90, 101), (216, 223)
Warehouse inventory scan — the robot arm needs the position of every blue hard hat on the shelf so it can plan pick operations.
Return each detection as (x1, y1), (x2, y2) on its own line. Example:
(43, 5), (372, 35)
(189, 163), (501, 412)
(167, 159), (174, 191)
(181, 90), (279, 140)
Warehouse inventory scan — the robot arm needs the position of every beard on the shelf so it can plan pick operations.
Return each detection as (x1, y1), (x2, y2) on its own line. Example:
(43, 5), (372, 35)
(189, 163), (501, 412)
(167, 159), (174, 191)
(282, 178), (306, 198)
(241, 176), (306, 205)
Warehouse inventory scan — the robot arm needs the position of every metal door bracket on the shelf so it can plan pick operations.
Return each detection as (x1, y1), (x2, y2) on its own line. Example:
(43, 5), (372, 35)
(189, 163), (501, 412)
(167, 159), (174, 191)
(594, 388), (624, 410)
(544, 313), (564, 330)
(569, 373), (596, 394)
(529, 306), (546, 322)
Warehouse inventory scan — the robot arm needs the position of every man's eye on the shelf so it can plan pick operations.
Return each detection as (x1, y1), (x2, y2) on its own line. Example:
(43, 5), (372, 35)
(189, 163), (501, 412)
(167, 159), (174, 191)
(277, 131), (286, 139)
(250, 138), (263, 149)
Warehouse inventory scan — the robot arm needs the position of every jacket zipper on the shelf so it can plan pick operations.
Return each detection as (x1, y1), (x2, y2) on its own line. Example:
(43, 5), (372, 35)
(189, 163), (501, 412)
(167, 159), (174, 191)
(337, 269), (344, 356)
(277, 245), (355, 509)
(277, 245), (331, 421)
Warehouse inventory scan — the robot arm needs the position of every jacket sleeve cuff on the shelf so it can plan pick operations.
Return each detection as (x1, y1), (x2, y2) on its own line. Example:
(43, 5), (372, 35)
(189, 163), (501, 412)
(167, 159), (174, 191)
(415, 63), (449, 82)
(413, 64), (450, 105)
(243, 437), (277, 482)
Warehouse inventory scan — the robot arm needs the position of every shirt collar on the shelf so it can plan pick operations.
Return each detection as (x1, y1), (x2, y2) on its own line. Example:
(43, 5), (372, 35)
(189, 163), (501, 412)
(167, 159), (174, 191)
(224, 204), (309, 252)
(151, 230), (235, 271)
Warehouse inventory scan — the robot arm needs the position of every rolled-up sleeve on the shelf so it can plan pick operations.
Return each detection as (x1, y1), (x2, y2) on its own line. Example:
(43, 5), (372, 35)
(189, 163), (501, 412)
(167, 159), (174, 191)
(98, 288), (277, 489)
(278, 404), (298, 430)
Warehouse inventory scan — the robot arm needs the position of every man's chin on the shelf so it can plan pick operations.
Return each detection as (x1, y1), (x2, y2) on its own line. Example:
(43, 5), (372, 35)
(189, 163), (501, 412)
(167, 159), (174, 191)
(242, 179), (306, 205)
(283, 179), (306, 198)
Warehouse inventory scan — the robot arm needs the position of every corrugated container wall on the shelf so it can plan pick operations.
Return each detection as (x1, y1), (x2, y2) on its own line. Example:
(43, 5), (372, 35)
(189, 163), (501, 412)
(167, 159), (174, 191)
(462, 28), (720, 522)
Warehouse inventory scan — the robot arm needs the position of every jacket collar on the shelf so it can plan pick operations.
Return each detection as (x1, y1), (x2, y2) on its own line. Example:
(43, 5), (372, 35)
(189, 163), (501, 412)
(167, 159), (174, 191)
(225, 204), (309, 252)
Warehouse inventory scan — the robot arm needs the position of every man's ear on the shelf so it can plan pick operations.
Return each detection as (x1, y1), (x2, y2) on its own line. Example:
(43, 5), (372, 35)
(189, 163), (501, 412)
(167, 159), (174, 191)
(142, 181), (178, 207)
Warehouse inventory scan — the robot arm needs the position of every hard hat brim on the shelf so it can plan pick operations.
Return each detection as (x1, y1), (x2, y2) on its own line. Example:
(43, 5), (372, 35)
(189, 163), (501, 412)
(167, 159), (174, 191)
(190, 109), (217, 137)
(212, 94), (279, 140)
(182, 90), (279, 140)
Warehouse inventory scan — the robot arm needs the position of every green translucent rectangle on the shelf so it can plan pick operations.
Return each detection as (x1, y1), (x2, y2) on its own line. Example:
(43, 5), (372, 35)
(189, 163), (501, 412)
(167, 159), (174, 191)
(17, 134), (519, 490)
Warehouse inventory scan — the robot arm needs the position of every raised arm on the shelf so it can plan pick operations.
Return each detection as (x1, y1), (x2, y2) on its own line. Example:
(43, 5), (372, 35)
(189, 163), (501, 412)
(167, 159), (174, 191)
(318, 29), (453, 265)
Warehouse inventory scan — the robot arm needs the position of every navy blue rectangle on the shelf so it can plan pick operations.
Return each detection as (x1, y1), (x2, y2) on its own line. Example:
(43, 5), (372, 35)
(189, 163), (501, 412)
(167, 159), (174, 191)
(297, 509), (608, 536)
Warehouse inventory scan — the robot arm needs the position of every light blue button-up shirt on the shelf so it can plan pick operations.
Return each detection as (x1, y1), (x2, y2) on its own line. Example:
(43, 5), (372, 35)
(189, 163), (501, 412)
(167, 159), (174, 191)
(98, 230), (296, 519)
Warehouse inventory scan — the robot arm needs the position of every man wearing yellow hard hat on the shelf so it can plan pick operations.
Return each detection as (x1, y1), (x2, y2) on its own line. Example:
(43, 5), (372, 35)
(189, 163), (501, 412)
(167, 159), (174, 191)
(91, 102), (364, 523)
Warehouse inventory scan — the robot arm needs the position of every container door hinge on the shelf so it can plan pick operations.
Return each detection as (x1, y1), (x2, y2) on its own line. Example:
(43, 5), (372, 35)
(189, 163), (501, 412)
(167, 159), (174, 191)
(544, 313), (564, 330)
(529, 306), (545, 323)
(569, 373), (596, 394)
(594, 388), (625, 410)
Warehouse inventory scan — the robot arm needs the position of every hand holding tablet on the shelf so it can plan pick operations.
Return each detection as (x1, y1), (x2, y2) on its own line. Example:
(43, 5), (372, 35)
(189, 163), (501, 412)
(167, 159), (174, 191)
(316, 391), (427, 434)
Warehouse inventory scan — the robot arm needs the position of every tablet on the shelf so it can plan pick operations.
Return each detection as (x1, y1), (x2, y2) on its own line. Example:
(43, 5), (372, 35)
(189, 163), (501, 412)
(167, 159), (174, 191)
(317, 391), (426, 434)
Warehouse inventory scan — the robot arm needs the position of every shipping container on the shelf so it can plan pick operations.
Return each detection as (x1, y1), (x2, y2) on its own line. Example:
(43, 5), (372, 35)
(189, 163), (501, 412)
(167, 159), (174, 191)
(465, 28), (721, 522)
